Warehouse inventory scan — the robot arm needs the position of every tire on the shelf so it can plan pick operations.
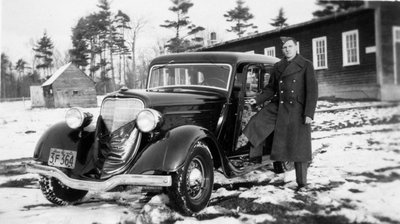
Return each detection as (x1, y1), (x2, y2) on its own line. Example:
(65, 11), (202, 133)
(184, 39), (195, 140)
(273, 161), (295, 174)
(39, 175), (88, 205)
(167, 141), (214, 215)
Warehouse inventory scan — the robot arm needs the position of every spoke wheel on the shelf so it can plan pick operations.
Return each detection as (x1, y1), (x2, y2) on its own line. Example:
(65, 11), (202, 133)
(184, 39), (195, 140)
(167, 141), (214, 215)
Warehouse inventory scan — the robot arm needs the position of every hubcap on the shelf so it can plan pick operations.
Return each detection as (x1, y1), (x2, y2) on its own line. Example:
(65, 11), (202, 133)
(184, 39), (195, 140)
(187, 157), (205, 200)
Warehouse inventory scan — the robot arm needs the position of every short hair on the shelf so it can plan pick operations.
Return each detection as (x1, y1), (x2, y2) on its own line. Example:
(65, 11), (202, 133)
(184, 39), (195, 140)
(280, 36), (297, 45)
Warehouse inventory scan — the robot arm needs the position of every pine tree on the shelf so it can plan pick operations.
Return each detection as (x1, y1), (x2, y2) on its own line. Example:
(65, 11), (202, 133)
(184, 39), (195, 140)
(160, 0), (205, 53)
(270, 8), (288, 29)
(70, 17), (90, 69)
(114, 10), (131, 87)
(312, 0), (365, 18)
(33, 31), (54, 78)
(224, 0), (258, 38)
(15, 59), (28, 97)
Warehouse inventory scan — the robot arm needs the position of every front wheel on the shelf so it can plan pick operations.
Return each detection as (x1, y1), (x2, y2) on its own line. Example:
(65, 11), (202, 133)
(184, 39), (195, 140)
(39, 175), (88, 205)
(167, 141), (214, 215)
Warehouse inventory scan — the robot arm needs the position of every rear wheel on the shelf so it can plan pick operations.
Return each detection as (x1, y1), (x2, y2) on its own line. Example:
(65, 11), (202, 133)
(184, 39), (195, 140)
(39, 175), (88, 205)
(273, 161), (295, 174)
(167, 141), (214, 215)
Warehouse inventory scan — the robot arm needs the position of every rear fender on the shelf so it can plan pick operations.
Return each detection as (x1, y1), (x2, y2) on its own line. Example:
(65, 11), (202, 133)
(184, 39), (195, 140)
(128, 125), (220, 174)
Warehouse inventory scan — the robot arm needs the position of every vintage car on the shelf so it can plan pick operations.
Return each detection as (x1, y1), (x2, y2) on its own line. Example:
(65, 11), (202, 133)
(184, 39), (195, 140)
(27, 52), (293, 215)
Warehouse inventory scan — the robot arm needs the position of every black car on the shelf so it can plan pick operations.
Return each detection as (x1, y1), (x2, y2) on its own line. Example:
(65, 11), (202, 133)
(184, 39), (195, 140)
(27, 52), (292, 214)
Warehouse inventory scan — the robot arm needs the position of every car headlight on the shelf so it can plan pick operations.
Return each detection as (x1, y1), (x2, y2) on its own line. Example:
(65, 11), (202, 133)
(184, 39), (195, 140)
(65, 107), (92, 129)
(136, 109), (162, 132)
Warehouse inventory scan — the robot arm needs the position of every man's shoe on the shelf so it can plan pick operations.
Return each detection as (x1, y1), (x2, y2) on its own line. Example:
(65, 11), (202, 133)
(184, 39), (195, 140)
(296, 184), (308, 192)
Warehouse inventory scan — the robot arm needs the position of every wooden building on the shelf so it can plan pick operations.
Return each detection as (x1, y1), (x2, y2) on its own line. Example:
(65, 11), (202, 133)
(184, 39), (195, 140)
(42, 63), (97, 108)
(199, 2), (400, 101)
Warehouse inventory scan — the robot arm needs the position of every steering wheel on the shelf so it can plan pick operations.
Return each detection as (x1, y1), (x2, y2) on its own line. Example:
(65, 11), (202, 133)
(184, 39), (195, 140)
(205, 77), (227, 88)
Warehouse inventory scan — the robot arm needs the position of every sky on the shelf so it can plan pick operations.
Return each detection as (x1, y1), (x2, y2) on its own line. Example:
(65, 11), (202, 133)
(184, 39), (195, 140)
(1, 0), (318, 64)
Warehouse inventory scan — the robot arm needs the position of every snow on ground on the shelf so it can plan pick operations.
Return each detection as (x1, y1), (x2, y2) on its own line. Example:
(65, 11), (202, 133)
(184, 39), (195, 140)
(0, 100), (399, 224)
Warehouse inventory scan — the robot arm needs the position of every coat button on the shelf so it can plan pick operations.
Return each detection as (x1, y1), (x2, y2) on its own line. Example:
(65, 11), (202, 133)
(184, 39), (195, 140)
(280, 90), (284, 93)
(280, 80), (283, 83)
(280, 101), (284, 104)
(291, 90), (294, 93)
(293, 80), (296, 83)
(289, 101), (293, 104)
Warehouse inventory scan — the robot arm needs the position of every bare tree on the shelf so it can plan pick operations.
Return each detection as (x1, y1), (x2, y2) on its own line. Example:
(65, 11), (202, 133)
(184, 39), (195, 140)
(126, 16), (147, 88)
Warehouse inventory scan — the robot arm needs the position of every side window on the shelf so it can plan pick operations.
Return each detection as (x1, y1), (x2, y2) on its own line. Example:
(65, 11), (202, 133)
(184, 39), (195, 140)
(244, 64), (273, 96)
(261, 65), (272, 89)
(245, 66), (261, 96)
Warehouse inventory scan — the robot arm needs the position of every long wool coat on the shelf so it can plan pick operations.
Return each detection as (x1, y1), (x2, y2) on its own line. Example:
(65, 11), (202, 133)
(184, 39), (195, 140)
(243, 54), (318, 162)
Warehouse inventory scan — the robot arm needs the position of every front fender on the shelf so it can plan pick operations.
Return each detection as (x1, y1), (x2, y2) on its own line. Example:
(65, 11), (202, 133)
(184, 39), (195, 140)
(33, 122), (95, 169)
(128, 125), (217, 174)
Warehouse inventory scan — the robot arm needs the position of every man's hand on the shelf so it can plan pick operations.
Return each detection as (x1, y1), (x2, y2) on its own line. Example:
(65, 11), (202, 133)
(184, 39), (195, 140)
(248, 98), (256, 105)
(304, 116), (313, 124)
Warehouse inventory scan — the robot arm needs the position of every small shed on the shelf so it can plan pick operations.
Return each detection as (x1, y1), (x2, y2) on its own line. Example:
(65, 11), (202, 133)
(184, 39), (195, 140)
(42, 63), (97, 108)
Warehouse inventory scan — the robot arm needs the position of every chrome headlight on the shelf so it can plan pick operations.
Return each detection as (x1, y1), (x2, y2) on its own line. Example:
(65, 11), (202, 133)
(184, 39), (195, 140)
(136, 109), (162, 132)
(65, 107), (92, 129)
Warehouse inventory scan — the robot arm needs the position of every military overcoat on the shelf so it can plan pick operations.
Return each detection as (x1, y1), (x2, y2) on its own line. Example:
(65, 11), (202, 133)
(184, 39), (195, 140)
(243, 54), (318, 162)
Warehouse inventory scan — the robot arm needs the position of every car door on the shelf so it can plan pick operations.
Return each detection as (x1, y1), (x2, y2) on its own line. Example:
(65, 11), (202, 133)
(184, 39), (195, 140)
(236, 64), (273, 150)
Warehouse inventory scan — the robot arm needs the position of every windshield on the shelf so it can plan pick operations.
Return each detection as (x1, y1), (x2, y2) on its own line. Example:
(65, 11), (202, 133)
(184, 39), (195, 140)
(148, 63), (232, 91)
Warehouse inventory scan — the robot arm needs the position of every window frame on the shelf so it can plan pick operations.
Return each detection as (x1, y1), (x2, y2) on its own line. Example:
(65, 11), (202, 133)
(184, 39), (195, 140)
(264, 47), (276, 57)
(342, 29), (360, 66)
(312, 36), (328, 70)
(296, 41), (300, 54)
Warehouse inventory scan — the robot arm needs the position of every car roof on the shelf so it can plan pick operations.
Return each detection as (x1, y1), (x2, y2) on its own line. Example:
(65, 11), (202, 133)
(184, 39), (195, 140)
(149, 51), (279, 66)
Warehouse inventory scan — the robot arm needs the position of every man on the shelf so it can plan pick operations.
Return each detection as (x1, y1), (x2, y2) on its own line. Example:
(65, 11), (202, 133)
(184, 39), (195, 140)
(243, 36), (318, 189)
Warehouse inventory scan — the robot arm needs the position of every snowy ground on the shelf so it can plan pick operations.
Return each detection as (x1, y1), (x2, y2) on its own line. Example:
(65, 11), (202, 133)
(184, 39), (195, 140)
(0, 99), (399, 224)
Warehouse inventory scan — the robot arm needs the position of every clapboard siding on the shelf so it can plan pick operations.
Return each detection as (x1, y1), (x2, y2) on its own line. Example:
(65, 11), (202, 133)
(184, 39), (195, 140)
(203, 9), (377, 90)
(199, 3), (400, 100)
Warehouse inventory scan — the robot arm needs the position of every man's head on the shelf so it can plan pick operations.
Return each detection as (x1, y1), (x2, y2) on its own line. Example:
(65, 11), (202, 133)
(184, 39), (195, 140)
(281, 36), (297, 60)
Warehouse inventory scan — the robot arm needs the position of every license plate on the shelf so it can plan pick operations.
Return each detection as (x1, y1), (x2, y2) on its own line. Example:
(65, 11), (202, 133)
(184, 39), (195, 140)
(48, 148), (77, 169)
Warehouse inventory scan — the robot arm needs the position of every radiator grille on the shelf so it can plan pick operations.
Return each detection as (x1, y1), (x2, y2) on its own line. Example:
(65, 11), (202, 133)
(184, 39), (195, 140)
(100, 98), (144, 132)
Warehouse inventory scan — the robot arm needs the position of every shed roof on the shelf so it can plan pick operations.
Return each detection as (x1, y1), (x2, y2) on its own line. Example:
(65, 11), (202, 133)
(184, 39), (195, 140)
(42, 62), (72, 87)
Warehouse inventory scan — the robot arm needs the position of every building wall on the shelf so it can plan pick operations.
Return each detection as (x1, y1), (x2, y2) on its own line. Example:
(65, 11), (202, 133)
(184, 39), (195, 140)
(52, 66), (97, 108)
(202, 9), (380, 99)
(29, 86), (45, 107)
(379, 3), (400, 84)
(302, 9), (378, 99)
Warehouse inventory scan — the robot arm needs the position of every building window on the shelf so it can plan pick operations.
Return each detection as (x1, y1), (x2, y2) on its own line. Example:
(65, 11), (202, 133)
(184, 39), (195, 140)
(394, 26), (400, 85)
(342, 30), (360, 66)
(296, 41), (300, 54)
(264, 47), (275, 57)
(312, 36), (328, 69)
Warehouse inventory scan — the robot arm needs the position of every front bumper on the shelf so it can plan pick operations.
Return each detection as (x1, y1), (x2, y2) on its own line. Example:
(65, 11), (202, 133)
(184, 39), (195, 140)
(26, 163), (172, 191)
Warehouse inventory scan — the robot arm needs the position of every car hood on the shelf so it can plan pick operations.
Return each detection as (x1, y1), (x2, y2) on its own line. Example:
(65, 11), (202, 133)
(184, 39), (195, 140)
(105, 89), (227, 108)
(103, 89), (227, 133)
